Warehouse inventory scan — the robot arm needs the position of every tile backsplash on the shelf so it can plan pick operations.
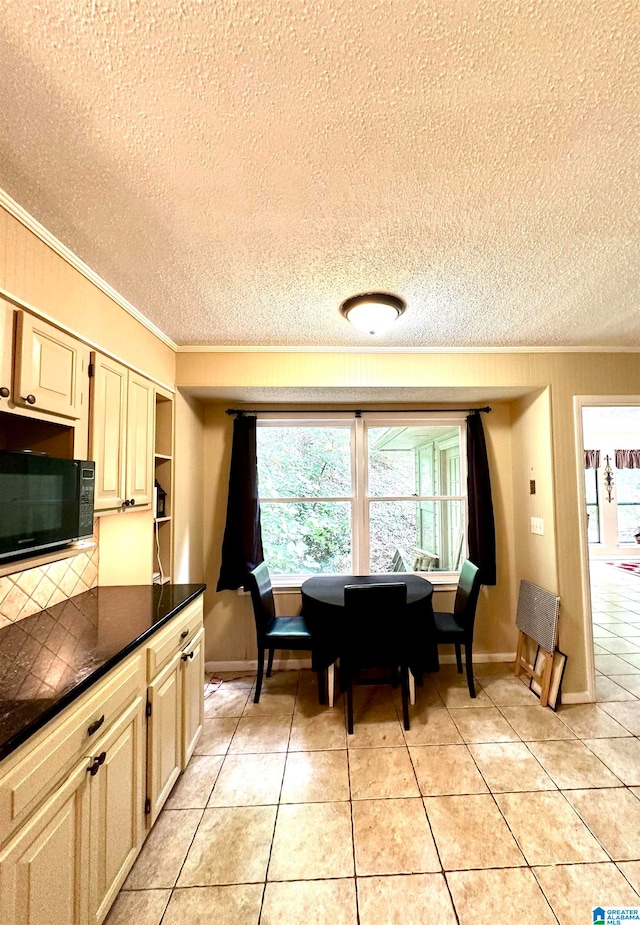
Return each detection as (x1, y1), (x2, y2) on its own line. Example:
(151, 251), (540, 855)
(0, 525), (99, 627)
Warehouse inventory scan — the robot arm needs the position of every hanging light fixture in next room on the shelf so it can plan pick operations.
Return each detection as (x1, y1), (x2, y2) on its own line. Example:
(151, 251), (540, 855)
(339, 291), (406, 335)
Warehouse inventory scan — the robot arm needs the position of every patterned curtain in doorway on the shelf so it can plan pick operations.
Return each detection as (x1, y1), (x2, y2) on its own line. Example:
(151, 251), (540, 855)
(615, 450), (640, 469)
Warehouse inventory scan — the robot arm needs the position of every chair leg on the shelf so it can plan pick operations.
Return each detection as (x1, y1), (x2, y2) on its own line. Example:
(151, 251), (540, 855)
(408, 669), (416, 705)
(254, 647), (265, 703)
(465, 642), (476, 698)
(328, 662), (335, 708)
(346, 678), (354, 735)
(455, 643), (463, 673)
(400, 668), (410, 731)
(266, 649), (275, 677)
(317, 667), (326, 705)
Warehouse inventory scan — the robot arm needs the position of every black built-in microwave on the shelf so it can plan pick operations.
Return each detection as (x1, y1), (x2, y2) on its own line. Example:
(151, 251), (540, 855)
(0, 450), (95, 561)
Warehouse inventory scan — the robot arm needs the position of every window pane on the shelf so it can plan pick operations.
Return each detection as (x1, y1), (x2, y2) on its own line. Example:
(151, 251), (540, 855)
(257, 426), (352, 498)
(584, 469), (600, 543)
(586, 505), (600, 543)
(261, 501), (352, 574)
(617, 504), (640, 544)
(368, 426), (462, 497)
(584, 468), (598, 504)
(616, 468), (640, 544)
(369, 500), (465, 573)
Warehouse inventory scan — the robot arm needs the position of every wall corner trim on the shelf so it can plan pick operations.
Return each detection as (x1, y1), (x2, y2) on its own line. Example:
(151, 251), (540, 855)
(0, 187), (178, 353)
(559, 690), (592, 704)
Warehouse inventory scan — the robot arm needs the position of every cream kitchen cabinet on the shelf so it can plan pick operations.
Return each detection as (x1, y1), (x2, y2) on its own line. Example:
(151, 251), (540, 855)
(146, 649), (182, 824)
(87, 696), (145, 925)
(181, 626), (205, 767)
(89, 352), (155, 511)
(0, 299), (13, 406)
(0, 298), (90, 424)
(0, 590), (204, 925)
(0, 757), (90, 925)
(146, 602), (204, 825)
(14, 309), (90, 420)
(0, 655), (146, 925)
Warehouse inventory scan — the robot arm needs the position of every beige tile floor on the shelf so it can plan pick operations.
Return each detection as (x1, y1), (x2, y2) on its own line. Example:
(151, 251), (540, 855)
(106, 563), (640, 925)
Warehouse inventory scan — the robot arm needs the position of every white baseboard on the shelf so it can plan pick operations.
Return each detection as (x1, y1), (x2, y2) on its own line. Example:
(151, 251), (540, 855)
(439, 651), (517, 665)
(559, 690), (592, 704)
(205, 652), (517, 674)
(205, 655), (591, 703)
(205, 658), (312, 673)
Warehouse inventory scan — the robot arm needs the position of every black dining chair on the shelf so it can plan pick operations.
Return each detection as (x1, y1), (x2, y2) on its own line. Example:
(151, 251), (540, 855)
(433, 558), (482, 697)
(245, 561), (314, 703)
(341, 582), (413, 734)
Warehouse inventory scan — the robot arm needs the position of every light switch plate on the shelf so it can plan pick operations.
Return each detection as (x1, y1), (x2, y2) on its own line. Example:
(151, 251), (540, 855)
(531, 517), (544, 535)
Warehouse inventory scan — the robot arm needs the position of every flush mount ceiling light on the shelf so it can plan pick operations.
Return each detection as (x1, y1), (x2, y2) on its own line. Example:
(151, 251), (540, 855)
(339, 292), (406, 335)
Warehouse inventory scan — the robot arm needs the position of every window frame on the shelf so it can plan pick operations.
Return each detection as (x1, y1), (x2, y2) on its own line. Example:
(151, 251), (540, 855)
(256, 412), (467, 589)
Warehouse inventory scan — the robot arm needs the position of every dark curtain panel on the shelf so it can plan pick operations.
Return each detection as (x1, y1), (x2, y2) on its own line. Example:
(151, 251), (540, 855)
(466, 412), (496, 586)
(217, 414), (264, 591)
(584, 449), (601, 469)
(615, 449), (640, 469)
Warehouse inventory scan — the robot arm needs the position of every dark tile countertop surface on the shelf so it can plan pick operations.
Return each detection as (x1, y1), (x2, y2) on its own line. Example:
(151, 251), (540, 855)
(0, 583), (206, 762)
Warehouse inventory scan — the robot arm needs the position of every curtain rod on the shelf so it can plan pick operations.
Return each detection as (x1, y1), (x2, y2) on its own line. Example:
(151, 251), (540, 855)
(225, 406), (491, 417)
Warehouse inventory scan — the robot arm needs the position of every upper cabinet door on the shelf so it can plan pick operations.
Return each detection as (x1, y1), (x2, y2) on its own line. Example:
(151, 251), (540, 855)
(90, 353), (128, 511)
(14, 310), (89, 419)
(0, 299), (14, 405)
(125, 372), (154, 507)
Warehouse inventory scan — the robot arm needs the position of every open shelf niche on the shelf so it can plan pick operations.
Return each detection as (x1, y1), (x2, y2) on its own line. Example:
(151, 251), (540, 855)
(153, 388), (174, 585)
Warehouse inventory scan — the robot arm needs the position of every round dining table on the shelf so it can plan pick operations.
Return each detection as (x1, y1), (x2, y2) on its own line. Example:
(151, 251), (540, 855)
(301, 572), (440, 676)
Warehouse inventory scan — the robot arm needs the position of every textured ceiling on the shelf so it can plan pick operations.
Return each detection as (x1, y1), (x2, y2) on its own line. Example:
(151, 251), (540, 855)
(1, 1), (639, 348)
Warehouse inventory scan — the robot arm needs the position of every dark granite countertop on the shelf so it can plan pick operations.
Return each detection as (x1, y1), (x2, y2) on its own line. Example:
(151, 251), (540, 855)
(0, 583), (206, 762)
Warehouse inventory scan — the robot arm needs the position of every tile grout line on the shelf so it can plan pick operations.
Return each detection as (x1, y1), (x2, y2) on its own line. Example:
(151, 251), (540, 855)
(256, 671), (300, 924)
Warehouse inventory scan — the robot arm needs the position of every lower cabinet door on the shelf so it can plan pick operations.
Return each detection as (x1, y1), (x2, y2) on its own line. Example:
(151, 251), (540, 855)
(0, 758), (90, 925)
(181, 627), (205, 769)
(88, 696), (145, 925)
(146, 651), (182, 826)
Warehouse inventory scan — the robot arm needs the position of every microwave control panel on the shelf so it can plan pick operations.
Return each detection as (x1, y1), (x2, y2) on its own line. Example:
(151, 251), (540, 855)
(78, 461), (96, 537)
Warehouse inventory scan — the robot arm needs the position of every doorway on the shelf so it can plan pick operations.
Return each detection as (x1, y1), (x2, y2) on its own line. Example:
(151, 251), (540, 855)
(577, 402), (640, 703)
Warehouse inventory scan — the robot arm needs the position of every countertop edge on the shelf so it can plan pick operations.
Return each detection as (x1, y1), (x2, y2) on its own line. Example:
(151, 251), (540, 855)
(0, 584), (206, 764)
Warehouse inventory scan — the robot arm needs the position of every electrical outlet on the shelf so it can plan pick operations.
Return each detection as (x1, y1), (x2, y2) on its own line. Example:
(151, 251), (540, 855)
(531, 517), (544, 536)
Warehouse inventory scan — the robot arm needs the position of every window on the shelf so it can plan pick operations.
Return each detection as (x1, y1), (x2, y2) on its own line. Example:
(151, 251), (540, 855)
(257, 415), (466, 580)
(585, 468), (600, 544)
(616, 467), (640, 544)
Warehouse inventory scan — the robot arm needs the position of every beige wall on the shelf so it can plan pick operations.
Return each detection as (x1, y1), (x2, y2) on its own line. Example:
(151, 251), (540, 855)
(174, 392), (206, 583)
(0, 206), (175, 386)
(1, 206), (177, 592)
(177, 349), (640, 697)
(510, 388), (558, 591)
(510, 388), (559, 670)
(197, 397), (517, 671)
(98, 510), (154, 585)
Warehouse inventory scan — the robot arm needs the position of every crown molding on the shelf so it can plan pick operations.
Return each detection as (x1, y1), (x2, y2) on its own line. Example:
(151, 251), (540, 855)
(177, 344), (640, 354)
(0, 187), (177, 352)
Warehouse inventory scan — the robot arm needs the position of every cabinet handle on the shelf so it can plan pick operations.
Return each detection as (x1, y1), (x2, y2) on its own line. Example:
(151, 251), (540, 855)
(130, 498), (136, 506)
(181, 651), (195, 661)
(23, 394), (36, 405)
(0, 387), (9, 398)
(87, 751), (107, 776)
(87, 715), (105, 736)
(180, 630), (189, 639)
(123, 499), (131, 507)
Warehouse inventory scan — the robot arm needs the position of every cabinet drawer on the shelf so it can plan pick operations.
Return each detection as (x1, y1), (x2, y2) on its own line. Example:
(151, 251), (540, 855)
(146, 598), (204, 681)
(0, 653), (144, 844)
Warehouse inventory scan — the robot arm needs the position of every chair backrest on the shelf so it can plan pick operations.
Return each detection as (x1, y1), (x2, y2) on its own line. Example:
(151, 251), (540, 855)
(245, 562), (276, 638)
(342, 582), (409, 670)
(453, 559), (482, 630)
